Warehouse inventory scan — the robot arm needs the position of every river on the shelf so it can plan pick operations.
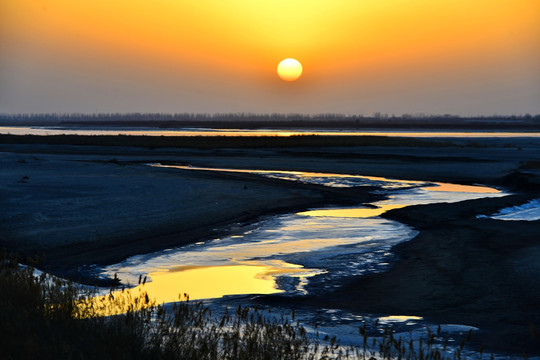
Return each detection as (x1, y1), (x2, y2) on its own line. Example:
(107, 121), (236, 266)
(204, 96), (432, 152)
(83, 165), (511, 358)
(2, 125), (540, 138)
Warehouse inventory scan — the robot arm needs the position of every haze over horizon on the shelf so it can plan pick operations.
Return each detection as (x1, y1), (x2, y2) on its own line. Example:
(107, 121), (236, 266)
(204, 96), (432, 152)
(1, 1), (539, 116)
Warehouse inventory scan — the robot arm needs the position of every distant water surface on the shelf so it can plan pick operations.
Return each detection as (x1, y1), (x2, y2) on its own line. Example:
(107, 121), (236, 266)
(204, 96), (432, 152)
(2, 126), (540, 138)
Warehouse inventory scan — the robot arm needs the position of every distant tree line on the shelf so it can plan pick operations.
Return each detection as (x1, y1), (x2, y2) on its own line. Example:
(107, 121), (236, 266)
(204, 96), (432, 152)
(1, 112), (539, 129)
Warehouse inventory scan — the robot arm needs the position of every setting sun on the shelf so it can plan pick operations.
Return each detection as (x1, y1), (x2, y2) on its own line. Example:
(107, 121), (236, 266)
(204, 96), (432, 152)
(277, 58), (303, 81)
(1, 0), (539, 113)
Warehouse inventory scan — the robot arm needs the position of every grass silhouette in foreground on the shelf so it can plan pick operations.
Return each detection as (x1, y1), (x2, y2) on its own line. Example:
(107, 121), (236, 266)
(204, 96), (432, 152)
(0, 253), (488, 360)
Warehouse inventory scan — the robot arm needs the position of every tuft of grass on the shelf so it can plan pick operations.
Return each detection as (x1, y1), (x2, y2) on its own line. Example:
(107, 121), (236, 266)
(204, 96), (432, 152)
(0, 253), (154, 360)
(0, 253), (484, 360)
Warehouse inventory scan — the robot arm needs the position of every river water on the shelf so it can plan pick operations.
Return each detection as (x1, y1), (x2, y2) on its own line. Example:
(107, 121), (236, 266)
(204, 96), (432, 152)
(98, 165), (503, 301)
(85, 165), (512, 358)
(2, 125), (540, 138)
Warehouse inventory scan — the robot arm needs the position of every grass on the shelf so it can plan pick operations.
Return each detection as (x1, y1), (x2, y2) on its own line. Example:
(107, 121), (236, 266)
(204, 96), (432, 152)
(0, 253), (480, 360)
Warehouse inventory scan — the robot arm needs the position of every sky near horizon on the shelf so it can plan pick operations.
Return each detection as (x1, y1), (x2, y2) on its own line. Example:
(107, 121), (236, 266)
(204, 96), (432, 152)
(1, 1), (539, 116)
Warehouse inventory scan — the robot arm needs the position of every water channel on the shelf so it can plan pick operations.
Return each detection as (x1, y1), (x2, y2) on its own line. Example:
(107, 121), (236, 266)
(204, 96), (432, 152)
(2, 125), (540, 138)
(86, 165), (510, 358)
(99, 165), (503, 300)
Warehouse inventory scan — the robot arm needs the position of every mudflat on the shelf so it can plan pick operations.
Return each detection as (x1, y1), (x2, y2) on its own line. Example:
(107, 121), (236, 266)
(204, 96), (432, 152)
(0, 146), (376, 272)
(1, 134), (540, 355)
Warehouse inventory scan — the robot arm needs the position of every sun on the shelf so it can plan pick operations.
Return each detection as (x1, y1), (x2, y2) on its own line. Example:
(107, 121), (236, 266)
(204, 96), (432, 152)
(277, 58), (303, 81)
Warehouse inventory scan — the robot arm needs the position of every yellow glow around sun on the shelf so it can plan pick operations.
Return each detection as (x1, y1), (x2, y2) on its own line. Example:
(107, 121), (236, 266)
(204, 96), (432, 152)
(277, 58), (303, 81)
(3, 0), (539, 88)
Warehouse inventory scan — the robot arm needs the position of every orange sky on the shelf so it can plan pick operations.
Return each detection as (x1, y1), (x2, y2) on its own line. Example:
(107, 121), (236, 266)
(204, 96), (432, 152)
(1, 0), (539, 115)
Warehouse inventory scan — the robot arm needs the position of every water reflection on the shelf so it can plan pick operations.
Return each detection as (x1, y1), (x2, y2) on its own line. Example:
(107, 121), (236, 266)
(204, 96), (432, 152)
(102, 215), (405, 292)
(135, 264), (299, 302)
(2, 126), (540, 138)
(299, 182), (502, 218)
(152, 164), (423, 190)
(298, 204), (407, 218)
(378, 315), (423, 324)
(85, 262), (315, 316)
(423, 182), (501, 194)
(152, 164), (504, 197)
(99, 166), (505, 305)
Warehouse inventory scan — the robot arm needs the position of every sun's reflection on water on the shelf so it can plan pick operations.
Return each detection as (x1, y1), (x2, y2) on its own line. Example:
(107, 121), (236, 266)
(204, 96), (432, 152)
(85, 262), (319, 316)
(424, 182), (501, 193)
(298, 204), (407, 218)
(299, 182), (501, 218)
(139, 264), (288, 301)
(3, 126), (540, 138)
(378, 315), (424, 325)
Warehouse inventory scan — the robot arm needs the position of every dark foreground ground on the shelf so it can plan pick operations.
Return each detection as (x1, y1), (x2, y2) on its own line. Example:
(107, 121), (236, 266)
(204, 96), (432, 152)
(1, 134), (540, 356)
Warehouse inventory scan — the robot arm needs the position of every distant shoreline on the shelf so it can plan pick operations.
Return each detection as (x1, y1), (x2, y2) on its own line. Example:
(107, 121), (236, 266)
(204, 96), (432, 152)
(1, 113), (540, 130)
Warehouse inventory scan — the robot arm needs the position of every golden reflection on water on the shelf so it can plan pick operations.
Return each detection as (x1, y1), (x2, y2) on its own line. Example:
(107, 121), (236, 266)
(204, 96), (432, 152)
(426, 182), (501, 193)
(142, 264), (294, 301)
(379, 315), (423, 322)
(298, 204), (407, 218)
(3, 126), (540, 138)
(153, 164), (499, 196)
(83, 263), (312, 316)
(298, 182), (499, 218)
(152, 164), (423, 189)
(152, 164), (302, 175)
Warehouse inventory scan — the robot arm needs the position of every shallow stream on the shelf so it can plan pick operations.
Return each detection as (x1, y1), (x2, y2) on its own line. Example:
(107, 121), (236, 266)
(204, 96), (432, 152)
(93, 166), (510, 358)
(99, 165), (503, 300)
